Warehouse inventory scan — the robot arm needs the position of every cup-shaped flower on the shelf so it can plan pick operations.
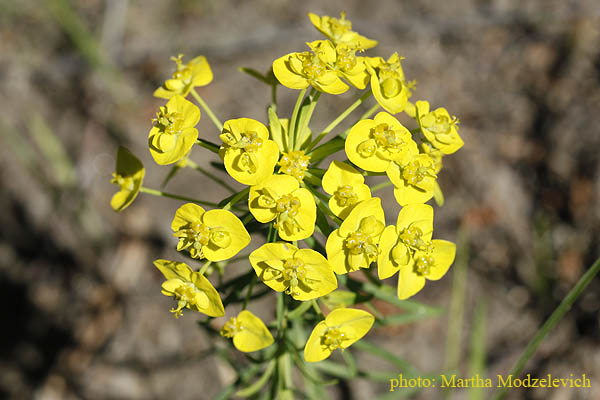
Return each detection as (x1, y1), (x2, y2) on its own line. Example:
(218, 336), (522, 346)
(171, 203), (251, 262)
(110, 146), (145, 212)
(154, 259), (224, 318)
(249, 242), (337, 301)
(278, 150), (311, 182)
(219, 118), (279, 185)
(378, 204), (434, 279)
(366, 53), (409, 114)
(326, 198), (385, 274)
(308, 12), (377, 51)
(386, 152), (438, 205)
(148, 95), (200, 165)
(249, 174), (316, 241)
(322, 161), (371, 219)
(416, 101), (463, 155)
(220, 310), (274, 352)
(272, 40), (349, 95)
(333, 44), (370, 89)
(304, 308), (374, 362)
(154, 54), (213, 99)
(345, 112), (417, 172)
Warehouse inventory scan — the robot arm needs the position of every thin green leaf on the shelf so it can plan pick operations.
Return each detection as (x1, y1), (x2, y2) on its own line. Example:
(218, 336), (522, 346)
(309, 137), (345, 164)
(239, 67), (272, 85)
(235, 360), (276, 398)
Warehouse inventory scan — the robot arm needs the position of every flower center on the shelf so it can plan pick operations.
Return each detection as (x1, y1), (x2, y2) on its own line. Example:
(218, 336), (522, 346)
(279, 151), (310, 181)
(328, 12), (352, 39)
(222, 131), (263, 152)
(345, 231), (376, 256)
(334, 184), (358, 207)
(282, 257), (307, 296)
(321, 327), (348, 351)
(421, 112), (459, 137)
(153, 107), (185, 136)
(274, 194), (302, 235)
(173, 221), (231, 259)
(370, 123), (405, 149)
(169, 282), (199, 318)
(220, 317), (243, 338)
(302, 53), (327, 81)
(336, 46), (357, 71)
(414, 253), (435, 276)
(377, 55), (405, 98)
(399, 225), (427, 250)
(110, 172), (134, 191)
(401, 159), (435, 186)
(170, 54), (193, 84)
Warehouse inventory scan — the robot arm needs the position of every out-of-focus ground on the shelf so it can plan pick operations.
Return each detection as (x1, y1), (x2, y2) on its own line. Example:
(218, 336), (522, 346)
(1, 0), (599, 399)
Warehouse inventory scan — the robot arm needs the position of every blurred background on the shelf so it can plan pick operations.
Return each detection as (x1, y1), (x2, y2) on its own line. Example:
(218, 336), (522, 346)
(1, 0), (599, 399)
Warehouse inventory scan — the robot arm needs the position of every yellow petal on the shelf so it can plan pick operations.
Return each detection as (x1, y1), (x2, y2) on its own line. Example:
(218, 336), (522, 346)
(201, 209), (251, 262)
(273, 53), (310, 90)
(277, 187), (316, 241)
(153, 259), (194, 282)
(167, 95), (201, 127)
(426, 240), (456, 281)
(338, 198), (385, 237)
(393, 180), (434, 206)
(191, 271), (225, 317)
(322, 161), (364, 194)
(233, 310), (274, 352)
(325, 229), (349, 274)
(377, 226), (400, 279)
(397, 264), (426, 300)
(395, 203), (434, 242)
(189, 56), (213, 87)
(304, 321), (331, 362)
(345, 119), (390, 172)
(325, 308), (374, 348)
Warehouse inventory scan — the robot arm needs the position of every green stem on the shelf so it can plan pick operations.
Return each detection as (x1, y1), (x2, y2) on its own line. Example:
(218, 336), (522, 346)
(307, 91), (372, 150)
(190, 88), (223, 132)
(340, 103), (380, 139)
(196, 138), (221, 154)
(242, 275), (257, 310)
(139, 186), (218, 207)
(185, 159), (236, 193)
(289, 88), (307, 150)
(199, 261), (212, 275)
(371, 180), (393, 193)
(296, 89), (321, 150)
(311, 299), (323, 317)
(492, 256), (600, 400)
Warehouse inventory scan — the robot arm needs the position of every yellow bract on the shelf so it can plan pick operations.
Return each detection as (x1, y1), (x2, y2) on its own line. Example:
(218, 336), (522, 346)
(308, 12), (378, 51)
(249, 174), (316, 241)
(333, 44), (370, 89)
(110, 146), (145, 212)
(345, 112), (417, 172)
(304, 308), (374, 362)
(148, 95), (200, 165)
(366, 53), (409, 114)
(326, 198), (385, 274)
(249, 242), (337, 301)
(171, 203), (251, 262)
(154, 54), (213, 99)
(219, 118), (279, 185)
(322, 161), (371, 219)
(154, 259), (224, 318)
(386, 152), (437, 206)
(272, 40), (349, 95)
(220, 310), (274, 352)
(416, 100), (464, 155)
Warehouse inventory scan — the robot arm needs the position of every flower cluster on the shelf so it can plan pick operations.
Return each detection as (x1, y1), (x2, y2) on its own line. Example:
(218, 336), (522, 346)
(110, 11), (464, 392)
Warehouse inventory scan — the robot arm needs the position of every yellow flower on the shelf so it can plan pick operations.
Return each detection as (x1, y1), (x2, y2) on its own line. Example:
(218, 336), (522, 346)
(272, 40), (349, 95)
(110, 146), (144, 212)
(366, 53), (409, 114)
(333, 44), (370, 89)
(219, 118), (280, 185)
(377, 204), (456, 299)
(308, 12), (377, 50)
(378, 204), (433, 279)
(278, 150), (310, 182)
(416, 100), (463, 154)
(249, 242), (337, 300)
(322, 161), (371, 219)
(154, 259), (224, 318)
(154, 54), (213, 99)
(345, 112), (417, 172)
(171, 203), (251, 262)
(304, 308), (374, 362)
(386, 152), (437, 205)
(249, 174), (316, 241)
(220, 310), (274, 352)
(148, 95), (200, 165)
(326, 198), (385, 274)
